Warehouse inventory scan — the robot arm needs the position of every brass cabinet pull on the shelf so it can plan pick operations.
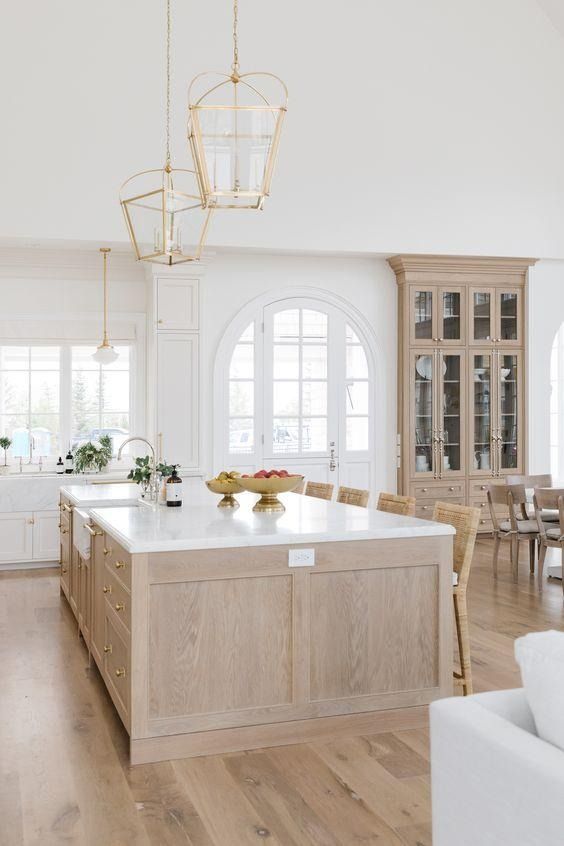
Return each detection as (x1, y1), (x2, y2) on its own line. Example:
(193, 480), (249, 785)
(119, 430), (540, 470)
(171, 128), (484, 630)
(449, 487), (455, 492)
(115, 602), (125, 612)
(115, 667), (126, 678)
(61, 567), (68, 574)
(62, 503), (73, 513)
(103, 644), (112, 654)
(103, 547), (111, 556)
(84, 524), (103, 537)
(103, 585), (111, 594)
(60, 528), (68, 535)
(421, 487), (428, 492)
(115, 561), (125, 570)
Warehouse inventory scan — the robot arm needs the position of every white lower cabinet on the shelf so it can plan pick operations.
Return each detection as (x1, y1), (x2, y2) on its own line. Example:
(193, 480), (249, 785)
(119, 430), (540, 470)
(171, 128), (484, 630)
(0, 509), (59, 564)
(0, 512), (34, 562)
(32, 510), (60, 560)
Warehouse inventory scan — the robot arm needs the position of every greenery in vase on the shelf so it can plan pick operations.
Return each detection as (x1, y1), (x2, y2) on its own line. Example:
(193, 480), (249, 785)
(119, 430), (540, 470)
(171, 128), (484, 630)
(156, 462), (174, 478)
(0, 436), (11, 466)
(74, 435), (113, 473)
(127, 455), (152, 485)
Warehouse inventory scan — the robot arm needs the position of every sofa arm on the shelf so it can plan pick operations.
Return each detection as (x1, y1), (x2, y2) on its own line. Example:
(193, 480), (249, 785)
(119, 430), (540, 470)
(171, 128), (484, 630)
(431, 690), (564, 846)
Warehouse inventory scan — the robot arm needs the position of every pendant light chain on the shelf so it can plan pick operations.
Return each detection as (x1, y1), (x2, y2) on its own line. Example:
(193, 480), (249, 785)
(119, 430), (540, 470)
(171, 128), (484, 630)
(232, 0), (239, 76)
(165, 0), (172, 169)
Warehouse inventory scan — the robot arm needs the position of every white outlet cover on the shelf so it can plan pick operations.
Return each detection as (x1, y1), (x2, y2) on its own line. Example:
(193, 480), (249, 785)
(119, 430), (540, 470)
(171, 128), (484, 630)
(288, 548), (315, 567)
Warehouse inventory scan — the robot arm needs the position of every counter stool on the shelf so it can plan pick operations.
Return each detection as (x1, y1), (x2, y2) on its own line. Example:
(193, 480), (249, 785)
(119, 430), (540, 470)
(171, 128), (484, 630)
(337, 486), (369, 507)
(305, 481), (334, 501)
(376, 492), (416, 517)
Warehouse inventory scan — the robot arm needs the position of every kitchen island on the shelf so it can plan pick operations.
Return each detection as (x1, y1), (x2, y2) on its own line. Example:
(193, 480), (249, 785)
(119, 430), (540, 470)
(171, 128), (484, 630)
(65, 488), (454, 764)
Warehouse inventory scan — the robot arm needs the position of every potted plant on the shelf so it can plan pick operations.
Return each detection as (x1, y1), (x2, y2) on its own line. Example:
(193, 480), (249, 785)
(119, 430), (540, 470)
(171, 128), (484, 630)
(74, 435), (113, 474)
(0, 436), (11, 475)
(127, 455), (153, 496)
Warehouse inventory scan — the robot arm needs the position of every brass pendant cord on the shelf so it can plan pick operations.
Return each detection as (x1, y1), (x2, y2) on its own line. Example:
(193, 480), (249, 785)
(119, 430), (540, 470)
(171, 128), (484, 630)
(232, 0), (239, 76)
(101, 248), (111, 345)
(165, 0), (172, 169)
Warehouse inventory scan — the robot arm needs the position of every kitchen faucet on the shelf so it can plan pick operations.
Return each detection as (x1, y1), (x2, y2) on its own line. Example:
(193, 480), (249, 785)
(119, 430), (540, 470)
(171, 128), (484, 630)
(117, 436), (158, 501)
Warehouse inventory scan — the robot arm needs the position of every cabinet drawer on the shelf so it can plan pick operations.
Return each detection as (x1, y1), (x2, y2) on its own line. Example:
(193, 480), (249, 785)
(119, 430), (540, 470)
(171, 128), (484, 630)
(412, 482), (465, 499)
(103, 565), (131, 632)
(469, 497), (496, 532)
(104, 613), (130, 729)
(469, 480), (504, 497)
(415, 497), (465, 520)
(103, 537), (132, 591)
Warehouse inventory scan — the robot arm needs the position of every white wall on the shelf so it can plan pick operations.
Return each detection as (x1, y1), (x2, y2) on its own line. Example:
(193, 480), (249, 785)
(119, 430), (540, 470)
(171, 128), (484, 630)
(528, 260), (564, 474)
(4, 1), (564, 259)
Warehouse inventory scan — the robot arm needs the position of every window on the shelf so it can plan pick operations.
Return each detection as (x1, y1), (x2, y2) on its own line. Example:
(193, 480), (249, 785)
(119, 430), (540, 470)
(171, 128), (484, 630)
(345, 325), (369, 451)
(0, 343), (133, 461)
(550, 325), (564, 480)
(228, 322), (255, 454)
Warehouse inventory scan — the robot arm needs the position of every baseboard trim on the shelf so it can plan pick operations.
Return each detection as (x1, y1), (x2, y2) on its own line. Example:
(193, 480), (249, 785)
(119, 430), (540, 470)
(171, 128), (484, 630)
(0, 560), (58, 572)
(130, 704), (429, 765)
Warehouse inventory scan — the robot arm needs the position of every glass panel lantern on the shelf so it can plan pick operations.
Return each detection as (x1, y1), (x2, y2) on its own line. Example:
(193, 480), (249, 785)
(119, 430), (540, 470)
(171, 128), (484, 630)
(188, 72), (288, 210)
(120, 167), (213, 265)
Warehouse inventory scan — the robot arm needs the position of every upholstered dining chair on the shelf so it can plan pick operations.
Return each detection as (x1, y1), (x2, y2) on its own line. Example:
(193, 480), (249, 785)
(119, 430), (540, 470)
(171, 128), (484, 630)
(376, 492), (416, 517)
(506, 474), (558, 523)
(533, 487), (564, 591)
(432, 501), (480, 696)
(337, 486), (369, 508)
(305, 481), (334, 501)
(487, 483), (546, 583)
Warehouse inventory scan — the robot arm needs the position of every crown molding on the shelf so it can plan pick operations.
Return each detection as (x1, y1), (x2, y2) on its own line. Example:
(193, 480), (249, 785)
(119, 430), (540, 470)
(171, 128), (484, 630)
(388, 254), (538, 278)
(0, 246), (145, 282)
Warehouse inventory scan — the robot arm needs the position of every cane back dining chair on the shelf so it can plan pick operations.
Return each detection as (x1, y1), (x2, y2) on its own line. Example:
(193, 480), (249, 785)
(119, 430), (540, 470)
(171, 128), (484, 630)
(432, 501), (480, 696)
(533, 487), (564, 591)
(337, 486), (370, 508)
(376, 492), (416, 517)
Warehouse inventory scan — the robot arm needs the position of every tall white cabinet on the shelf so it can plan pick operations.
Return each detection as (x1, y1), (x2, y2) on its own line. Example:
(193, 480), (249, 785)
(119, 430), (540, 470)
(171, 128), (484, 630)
(146, 269), (202, 472)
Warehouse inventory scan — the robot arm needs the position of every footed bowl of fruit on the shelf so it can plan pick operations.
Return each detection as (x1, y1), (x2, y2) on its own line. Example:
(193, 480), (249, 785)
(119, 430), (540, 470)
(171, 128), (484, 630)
(237, 470), (304, 513)
(205, 471), (244, 508)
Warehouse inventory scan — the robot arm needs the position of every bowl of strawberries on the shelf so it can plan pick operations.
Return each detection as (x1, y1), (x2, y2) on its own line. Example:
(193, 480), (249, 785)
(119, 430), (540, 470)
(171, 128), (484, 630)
(237, 469), (304, 513)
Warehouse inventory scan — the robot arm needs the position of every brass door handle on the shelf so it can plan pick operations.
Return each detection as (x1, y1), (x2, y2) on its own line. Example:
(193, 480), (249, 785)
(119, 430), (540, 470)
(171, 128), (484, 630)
(103, 547), (111, 556)
(115, 602), (125, 612)
(103, 585), (111, 594)
(84, 524), (103, 537)
(115, 667), (126, 678)
(104, 644), (112, 654)
(115, 561), (125, 570)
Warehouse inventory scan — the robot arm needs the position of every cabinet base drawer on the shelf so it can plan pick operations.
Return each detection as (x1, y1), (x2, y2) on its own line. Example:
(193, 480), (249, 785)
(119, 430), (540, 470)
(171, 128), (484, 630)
(412, 482), (465, 499)
(104, 613), (130, 732)
(415, 497), (465, 520)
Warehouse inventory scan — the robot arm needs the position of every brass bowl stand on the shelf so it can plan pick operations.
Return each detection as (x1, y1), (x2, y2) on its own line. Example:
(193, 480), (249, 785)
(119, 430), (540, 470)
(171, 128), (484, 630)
(218, 493), (240, 509)
(252, 492), (286, 513)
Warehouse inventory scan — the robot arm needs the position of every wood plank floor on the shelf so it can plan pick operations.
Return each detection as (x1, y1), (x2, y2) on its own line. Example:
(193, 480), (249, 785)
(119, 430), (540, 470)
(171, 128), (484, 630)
(1, 539), (563, 846)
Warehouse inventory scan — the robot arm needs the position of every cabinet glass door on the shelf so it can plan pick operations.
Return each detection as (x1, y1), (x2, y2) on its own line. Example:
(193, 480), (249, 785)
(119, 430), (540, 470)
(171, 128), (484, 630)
(411, 288), (435, 345)
(470, 289), (493, 343)
(413, 352), (435, 476)
(497, 290), (521, 345)
(471, 352), (493, 475)
(439, 288), (464, 344)
(439, 352), (464, 475)
(498, 352), (520, 471)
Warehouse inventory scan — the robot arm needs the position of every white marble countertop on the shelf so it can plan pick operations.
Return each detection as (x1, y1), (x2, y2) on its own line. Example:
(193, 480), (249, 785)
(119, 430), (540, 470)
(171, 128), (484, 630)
(60, 483), (142, 508)
(90, 489), (454, 554)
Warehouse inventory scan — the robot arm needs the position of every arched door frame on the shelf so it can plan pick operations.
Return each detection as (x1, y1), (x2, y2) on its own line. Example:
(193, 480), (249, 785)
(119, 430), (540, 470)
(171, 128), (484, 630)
(213, 285), (383, 478)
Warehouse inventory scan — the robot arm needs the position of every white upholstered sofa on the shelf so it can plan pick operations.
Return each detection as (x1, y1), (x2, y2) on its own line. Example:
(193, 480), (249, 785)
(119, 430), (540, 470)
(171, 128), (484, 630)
(431, 639), (564, 846)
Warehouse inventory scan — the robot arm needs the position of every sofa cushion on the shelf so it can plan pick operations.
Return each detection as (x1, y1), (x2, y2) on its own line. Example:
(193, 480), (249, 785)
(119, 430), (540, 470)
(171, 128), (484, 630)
(515, 631), (564, 752)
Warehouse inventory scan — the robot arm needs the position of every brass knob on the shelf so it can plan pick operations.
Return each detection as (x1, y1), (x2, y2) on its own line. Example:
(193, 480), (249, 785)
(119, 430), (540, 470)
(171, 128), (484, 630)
(422, 506), (428, 510)
(480, 519), (486, 524)
(158, 319), (164, 324)
(103, 645), (112, 654)
(103, 547), (111, 556)
(58, 523), (62, 528)
(61, 528), (68, 534)
(78, 562), (82, 570)
(115, 602), (125, 612)
(449, 487), (454, 492)
(61, 567), (67, 574)
(115, 561), (125, 569)
(103, 585), (111, 594)
(480, 502), (486, 507)
(115, 667), (126, 678)
(421, 487), (428, 492)
(481, 485), (486, 490)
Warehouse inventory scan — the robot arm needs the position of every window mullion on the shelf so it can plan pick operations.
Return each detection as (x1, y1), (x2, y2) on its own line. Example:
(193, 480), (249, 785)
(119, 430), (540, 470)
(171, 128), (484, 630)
(60, 346), (71, 457)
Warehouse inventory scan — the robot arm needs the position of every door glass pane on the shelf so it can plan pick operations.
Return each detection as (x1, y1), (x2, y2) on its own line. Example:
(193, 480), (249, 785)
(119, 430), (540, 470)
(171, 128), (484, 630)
(302, 382), (327, 416)
(272, 418), (299, 454)
(274, 310), (299, 342)
(229, 381), (254, 416)
(273, 382), (299, 416)
(442, 355), (461, 472)
(302, 418), (327, 452)
(414, 291), (433, 340)
(346, 417), (368, 451)
(346, 382), (369, 415)
(442, 292), (461, 341)
(229, 344), (254, 378)
(414, 354), (434, 474)
(473, 355), (491, 471)
(302, 346), (327, 379)
(500, 355), (518, 470)
(500, 293), (518, 341)
(302, 310), (327, 340)
(229, 418), (254, 454)
(346, 345), (368, 379)
(273, 345), (299, 379)
(473, 292), (491, 341)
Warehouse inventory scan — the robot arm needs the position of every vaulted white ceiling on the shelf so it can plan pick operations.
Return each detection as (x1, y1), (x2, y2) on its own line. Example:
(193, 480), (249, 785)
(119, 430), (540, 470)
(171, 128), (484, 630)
(3, 0), (564, 258)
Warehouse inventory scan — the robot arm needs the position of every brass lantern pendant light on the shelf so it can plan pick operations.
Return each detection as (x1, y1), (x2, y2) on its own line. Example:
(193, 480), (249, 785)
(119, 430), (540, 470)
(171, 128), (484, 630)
(120, 0), (213, 265)
(188, 0), (288, 210)
(93, 248), (119, 365)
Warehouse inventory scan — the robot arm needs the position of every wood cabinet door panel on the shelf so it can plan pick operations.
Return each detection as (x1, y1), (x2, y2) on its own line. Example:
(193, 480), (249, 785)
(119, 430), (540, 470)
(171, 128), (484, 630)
(148, 575), (293, 719)
(309, 565), (439, 701)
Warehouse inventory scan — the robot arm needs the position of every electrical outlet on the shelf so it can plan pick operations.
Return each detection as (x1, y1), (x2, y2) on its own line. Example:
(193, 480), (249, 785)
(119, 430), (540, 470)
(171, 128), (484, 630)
(288, 548), (315, 567)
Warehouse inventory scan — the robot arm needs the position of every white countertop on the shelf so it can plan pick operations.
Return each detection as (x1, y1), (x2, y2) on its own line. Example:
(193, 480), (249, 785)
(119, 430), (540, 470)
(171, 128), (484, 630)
(61, 483), (141, 508)
(90, 489), (454, 553)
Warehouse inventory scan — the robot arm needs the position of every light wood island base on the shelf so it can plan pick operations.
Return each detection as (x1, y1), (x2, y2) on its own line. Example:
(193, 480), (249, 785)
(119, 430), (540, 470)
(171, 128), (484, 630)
(74, 516), (453, 764)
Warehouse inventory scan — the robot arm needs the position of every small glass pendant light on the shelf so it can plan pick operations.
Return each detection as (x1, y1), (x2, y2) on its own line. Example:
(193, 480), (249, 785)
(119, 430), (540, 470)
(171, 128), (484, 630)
(92, 248), (119, 365)
(188, 0), (288, 210)
(120, 0), (213, 264)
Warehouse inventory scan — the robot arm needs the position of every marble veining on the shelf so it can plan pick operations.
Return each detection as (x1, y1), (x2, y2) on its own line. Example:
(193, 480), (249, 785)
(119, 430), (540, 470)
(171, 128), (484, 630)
(90, 489), (455, 554)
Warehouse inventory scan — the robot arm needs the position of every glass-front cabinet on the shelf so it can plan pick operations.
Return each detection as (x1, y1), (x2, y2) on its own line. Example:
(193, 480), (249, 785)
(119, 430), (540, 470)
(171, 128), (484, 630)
(409, 286), (465, 346)
(411, 349), (465, 478)
(469, 350), (523, 476)
(469, 287), (522, 347)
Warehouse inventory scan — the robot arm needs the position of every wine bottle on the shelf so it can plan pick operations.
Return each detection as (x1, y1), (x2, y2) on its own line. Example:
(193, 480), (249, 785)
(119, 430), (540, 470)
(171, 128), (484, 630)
(166, 465), (182, 507)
